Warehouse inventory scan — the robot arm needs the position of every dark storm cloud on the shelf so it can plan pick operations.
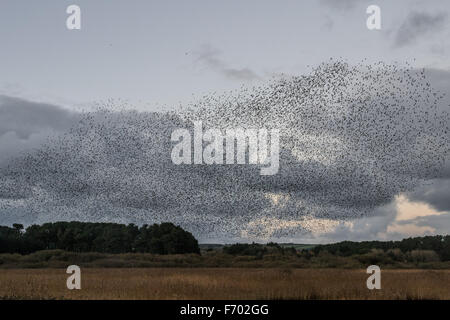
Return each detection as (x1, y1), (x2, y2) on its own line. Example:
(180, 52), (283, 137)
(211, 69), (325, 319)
(0, 95), (79, 164)
(194, 45), (260, 81)
(394, 12), (448, 47)
(403, 68), (450, 213)
(0, 61), (449, 240)
(0, 95), (77, 138)
(408, 179), (450, 212)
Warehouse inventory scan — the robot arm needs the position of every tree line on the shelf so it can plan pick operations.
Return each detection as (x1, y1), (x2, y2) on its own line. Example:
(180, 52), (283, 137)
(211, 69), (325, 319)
(0, 221), (200, 255)
(2, 221), (449, 262)
(311, 235), (450, 261)
(221, 236), (450, 262)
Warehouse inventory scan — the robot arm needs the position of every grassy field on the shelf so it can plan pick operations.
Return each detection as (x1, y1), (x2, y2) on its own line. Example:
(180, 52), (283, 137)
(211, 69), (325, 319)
(0, 268), (449, 300)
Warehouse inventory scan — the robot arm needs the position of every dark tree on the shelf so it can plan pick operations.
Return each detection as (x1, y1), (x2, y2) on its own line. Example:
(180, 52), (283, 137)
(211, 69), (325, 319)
(0, 221), (200, 255)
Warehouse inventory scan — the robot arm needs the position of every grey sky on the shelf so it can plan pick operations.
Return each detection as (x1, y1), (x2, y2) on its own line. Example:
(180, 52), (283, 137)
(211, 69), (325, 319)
(0, 0), (449, 243)
(0, 0), (449, 108)
(394, 11), (448, 47)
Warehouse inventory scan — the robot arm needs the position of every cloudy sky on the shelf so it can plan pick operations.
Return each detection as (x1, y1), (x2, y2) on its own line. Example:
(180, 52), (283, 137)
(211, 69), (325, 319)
(0, 0), (449, 243)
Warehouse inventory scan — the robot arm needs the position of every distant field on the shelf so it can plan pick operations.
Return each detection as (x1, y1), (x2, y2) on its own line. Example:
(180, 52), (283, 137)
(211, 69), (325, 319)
(0, 268), (449, 300)
(198, 243), (318, 251)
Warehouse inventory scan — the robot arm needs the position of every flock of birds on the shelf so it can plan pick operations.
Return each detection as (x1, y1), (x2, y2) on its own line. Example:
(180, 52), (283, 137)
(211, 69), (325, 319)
(0, 60), (448, 240)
